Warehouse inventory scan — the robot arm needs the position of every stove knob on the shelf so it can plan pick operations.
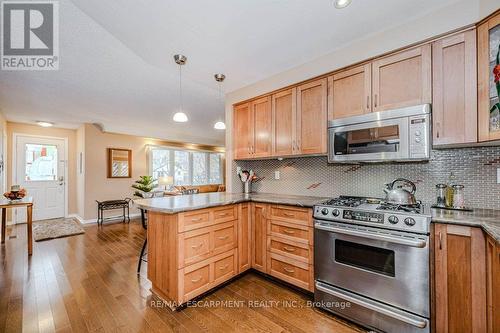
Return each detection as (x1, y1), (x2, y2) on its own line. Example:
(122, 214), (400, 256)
(332, 209), (340, 217)
(388, 215), (399, 224)
(321, 208), (329, 216)
(404, 217), (416, 226)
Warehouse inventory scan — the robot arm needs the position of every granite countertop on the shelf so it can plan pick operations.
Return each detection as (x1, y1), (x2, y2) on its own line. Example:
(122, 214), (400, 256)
(431, 207), (500, 243)
(134, 192), (327, 214)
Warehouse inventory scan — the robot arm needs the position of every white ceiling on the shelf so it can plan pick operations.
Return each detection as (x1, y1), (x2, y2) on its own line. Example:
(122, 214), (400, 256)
(0, 0), (462, 146)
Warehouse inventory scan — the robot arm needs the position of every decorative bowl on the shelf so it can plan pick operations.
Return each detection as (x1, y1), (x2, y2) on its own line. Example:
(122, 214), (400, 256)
(3, 188), (26, 200)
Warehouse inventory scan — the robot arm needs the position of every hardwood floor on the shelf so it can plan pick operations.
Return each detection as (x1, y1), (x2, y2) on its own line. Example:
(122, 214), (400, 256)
(0, 220), (365, 333)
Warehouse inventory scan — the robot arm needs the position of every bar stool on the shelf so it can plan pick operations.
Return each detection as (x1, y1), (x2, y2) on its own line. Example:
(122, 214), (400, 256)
(137, 208), (147, 274)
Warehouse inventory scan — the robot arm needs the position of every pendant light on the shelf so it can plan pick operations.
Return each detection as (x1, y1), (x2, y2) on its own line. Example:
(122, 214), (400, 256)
(213, 73), (226, 130)
(173, 54), (188, 122)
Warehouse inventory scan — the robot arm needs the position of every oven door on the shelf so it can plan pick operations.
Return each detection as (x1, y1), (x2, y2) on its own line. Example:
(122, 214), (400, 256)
(328, 117), (409, 163)
(314, 220), (429, 317)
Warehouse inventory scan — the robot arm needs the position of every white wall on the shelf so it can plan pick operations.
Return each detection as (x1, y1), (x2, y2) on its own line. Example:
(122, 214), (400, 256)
(225, 0), (498, 192)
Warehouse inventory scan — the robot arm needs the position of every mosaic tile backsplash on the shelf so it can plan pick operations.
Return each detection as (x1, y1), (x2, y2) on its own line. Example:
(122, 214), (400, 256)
(233, 146), (500, 210)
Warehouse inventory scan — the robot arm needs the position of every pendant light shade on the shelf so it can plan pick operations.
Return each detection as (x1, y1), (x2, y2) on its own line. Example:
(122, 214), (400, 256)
(214, 73), (226, 130)
(173, 54), (188, 122)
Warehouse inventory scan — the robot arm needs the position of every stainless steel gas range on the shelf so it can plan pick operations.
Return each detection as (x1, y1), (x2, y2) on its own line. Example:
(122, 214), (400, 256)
(313, 196), (431, 333)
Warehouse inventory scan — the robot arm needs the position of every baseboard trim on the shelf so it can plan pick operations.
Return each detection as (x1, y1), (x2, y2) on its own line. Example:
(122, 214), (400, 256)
(68, 213), (141, 225)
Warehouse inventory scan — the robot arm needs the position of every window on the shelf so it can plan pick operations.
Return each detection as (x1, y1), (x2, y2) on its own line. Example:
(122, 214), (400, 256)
(150, 147), (224, 186)
(25, 144), (58, 181)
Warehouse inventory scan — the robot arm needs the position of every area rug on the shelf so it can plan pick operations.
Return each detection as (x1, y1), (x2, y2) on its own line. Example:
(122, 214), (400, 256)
(33, 218), (85, 241)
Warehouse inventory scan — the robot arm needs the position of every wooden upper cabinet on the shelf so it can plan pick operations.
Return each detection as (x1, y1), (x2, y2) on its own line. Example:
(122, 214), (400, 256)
(434, 224), (487, 333)
(372, 45), (431, 112)
(297, 78), (328, 154)
(478, 11), (500, 142)
(272, 88), (297, 156)
(328, 64), (372, 120)
(233, 102), (252, 159)
(432, 30), (477, 146)
(250, 96), (272, 158)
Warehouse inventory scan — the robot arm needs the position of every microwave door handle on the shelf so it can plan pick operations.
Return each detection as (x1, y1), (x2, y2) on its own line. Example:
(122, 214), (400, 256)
(315, 282), (428, 329)
(314, 223), (427, 248)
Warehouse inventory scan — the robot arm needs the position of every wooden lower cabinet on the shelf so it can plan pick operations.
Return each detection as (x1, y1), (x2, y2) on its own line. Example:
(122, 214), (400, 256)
(251, 203), (268, 272)
(238, 203), (251, 272)
(486, 235), (500, 333)
(434, 224), (487, 333)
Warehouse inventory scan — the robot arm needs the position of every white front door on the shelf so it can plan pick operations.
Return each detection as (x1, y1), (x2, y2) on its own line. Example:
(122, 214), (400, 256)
(14, 135), (66, 222)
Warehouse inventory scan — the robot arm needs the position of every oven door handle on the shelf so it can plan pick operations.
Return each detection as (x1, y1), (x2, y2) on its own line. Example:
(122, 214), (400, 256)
(315, 223), (427, 248)
(315, 281), (428, 329)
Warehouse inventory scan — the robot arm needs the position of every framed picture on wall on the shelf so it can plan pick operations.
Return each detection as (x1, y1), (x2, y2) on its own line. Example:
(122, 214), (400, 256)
(107, 148), (132, 178)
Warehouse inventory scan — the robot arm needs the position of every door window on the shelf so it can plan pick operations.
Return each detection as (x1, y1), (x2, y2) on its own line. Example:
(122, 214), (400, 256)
(335, 239), (395, 277)
(25, 144), (58, 181)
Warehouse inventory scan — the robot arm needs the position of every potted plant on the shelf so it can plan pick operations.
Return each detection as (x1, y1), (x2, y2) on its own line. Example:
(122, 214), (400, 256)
(132, 176), (157, 198)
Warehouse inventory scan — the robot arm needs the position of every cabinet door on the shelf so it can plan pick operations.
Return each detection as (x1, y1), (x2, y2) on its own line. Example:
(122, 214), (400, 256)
(238, 203), (251, 273)
(251, 203), (267, 272)
(434, 224), (486, 333)
(486, 236), (500, 333)
(372, 45), (431, 112)
(296, 78), (328, 155)
(432, 30), (477, 145)
(478, 12), (500, 142)
(272, 88), (297, 156)
(250, 96), (272, 158)
(233, 102), (252, 159)
(328, 64), (371, 120)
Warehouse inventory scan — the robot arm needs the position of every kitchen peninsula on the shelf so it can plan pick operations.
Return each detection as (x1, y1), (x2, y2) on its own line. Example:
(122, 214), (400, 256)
(135, 192), (326, 308)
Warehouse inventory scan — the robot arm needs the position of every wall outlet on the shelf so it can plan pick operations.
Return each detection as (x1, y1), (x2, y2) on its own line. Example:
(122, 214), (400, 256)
(236, 166), (242, 174)
(497, 168), (500, 184)
(274, 171), (280, 180)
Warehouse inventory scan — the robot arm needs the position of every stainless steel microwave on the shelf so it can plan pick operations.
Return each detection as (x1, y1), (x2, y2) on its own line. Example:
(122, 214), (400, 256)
(328, 104), (431, 163)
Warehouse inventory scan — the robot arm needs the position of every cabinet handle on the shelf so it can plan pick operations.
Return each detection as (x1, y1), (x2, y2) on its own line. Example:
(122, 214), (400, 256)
(292, 140), (295, 151)
(436, 122), (440, 138)
(218, 264), (229, 270)
(217, 212), (228, 217)
(283, 266), (295, 273)
(439, 232), (442, 250)
(191, 243), (204, 249)
(191, 217), (202, 222)
(283, 246), (296, 252)
(283, 213), (295, 218)
(247, 146), (251, 154)
(374, 94), (378, 108)
(366, 96), (370, 110)
(191, 276), (203, 283)
(283, 229), (295, 235)
(217, 235), (229, 240)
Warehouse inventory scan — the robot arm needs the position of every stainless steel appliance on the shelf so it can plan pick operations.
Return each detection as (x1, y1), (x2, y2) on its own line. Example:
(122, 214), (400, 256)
(313, 196), (431, 333)
(328, 104), (431, 163)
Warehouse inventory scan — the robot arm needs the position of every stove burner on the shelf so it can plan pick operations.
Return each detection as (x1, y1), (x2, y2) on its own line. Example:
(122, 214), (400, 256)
(377, 202), (423, 214)
(322, 196), (381, 208)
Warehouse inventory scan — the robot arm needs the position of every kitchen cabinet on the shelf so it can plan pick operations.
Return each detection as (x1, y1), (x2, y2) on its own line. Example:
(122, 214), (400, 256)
(328, 64), (372, 120)
(250, 96), (273, 158)
(296, 78), (328, 155)
(434, 224), (486, 333)
(251, 203), (267, 273)
(372, 44), (431, 112)
(478, 11), (500, 142)
(432, 30), (477, 145)
(272, 88), (297, 156)
(486, 235), (500, 333)
(233, 102), (252, 159)
(238, 203), (251, 273)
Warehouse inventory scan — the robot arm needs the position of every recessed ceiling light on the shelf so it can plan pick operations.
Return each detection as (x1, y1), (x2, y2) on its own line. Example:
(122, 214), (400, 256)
(334, 0), (352, 9)
(36, 121), (54, 127)
(214, 121), (226, 130)
(173, 112), (188, 122)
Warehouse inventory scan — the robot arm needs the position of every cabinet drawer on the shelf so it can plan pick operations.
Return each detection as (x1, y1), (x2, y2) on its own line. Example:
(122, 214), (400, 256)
(214, 253), (235, 282)
(213, 225), (236, 254)
(268, 253), (311, 291)
(268, 237), (311, 264)
(269, 205), (311, 226)
(183, 231), (211, 266)
(178, 210), (211, 232)
(183, 264), (210, 295)
(269, 220), (310, 244)
(213, 205), (237, 223)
